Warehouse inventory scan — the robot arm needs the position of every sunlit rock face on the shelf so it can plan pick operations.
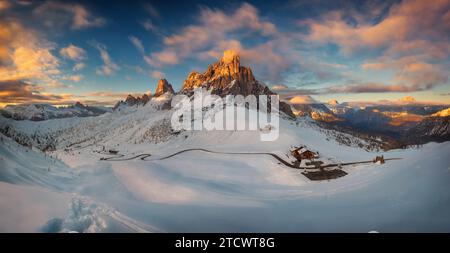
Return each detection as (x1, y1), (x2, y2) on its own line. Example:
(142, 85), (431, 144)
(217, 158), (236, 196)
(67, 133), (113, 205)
(180, 49), (295, 117)
(154, 79), (174, 97)
(181, 50), (260, 96)
(432, 108), (450, 117)
(328, 99), (339, 106)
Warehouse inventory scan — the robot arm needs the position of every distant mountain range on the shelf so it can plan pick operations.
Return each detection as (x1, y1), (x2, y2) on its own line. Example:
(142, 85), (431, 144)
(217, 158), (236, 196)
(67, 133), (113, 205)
(111, 49), (295, 116)
(0, 102), (111, 121)
(1, 50), (448, 148)
(295, 101), (450, 147)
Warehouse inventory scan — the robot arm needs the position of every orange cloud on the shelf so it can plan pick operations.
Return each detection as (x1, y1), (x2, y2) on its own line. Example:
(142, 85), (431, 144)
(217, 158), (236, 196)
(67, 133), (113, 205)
(0, 80), (76, 106)
(300, 0), (450, 94)
(363, 56), (448, 91)
(304, 0), (450, 55)
(0, 21), (60, 83)
(0, 0), (10, 11)
(60, 44), (86, 61)
(289, 95), (317, 104)
(143, 3), (290, 82)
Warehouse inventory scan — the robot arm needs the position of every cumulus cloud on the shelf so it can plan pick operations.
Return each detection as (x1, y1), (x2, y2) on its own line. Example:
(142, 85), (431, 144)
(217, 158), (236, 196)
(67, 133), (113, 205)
(73, 62), (86, 71)
(0, 21), (59, 83)
(303, 0), (450, 55)
(95, 43), (119, 76)
(301, 0), (450, 94)
(34, 2), (106, 30)
(60, 44), (86, 61)
(0, 14), (90, 106)
(360, 56), (449, 92)
(144, 49), (179, 66)
(144, 3), (291, 82)
(0, 0), (10, 10)
(129, 36), (145, 54)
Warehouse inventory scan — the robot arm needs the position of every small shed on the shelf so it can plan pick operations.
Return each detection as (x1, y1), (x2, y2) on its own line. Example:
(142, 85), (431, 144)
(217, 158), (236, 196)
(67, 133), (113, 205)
(109, 149), (119, 155)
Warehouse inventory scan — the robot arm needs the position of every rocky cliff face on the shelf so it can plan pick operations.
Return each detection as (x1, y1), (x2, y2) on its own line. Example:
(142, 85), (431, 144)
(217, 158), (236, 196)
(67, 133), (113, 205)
(154, 79), (175, 97)
(181, 50), (259, 96)
(113, 94), (150, 110)
(181, 50), (294, 117)
(404, 116), (450, 144)
(125, 94), (150, 106)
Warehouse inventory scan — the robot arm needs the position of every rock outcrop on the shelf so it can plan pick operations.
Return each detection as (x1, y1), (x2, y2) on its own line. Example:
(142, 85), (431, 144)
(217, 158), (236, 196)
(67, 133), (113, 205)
(181, 50), (294, 117)
(113, 94), (150, 110)
(154, 79), (175, 97)
(404, 115), (450, 144)
(181, 50), (259, 96)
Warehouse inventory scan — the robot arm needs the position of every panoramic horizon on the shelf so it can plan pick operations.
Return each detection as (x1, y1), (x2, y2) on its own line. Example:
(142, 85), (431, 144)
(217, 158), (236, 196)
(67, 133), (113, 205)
(1, 0), (449, 108)
(1, 0), (450, 237)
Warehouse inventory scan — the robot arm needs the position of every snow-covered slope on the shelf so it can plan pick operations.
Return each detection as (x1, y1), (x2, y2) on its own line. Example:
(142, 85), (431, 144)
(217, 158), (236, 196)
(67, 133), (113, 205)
(1, 100), (450, 232)
(0, 133), (159, 233)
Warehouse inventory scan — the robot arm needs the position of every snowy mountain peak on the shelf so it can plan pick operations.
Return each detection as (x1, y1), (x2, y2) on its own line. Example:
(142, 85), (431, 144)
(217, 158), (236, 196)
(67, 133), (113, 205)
(154, 79), (175, 97)
(328, 99), (339, 105)
(179, 49), (294, 117)
(181, 49), (256, 95)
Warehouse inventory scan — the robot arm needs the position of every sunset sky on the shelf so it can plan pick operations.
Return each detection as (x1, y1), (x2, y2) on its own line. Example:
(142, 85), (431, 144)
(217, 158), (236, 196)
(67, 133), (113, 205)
(0, 0), (449, 107)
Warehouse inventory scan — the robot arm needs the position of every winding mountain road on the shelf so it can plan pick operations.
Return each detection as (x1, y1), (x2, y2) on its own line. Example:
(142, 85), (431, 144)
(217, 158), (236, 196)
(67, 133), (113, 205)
(97, 147), (401, 170)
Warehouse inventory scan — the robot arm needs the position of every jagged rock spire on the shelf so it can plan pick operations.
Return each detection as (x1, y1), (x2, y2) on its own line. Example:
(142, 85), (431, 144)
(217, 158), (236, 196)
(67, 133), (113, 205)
(154, 79), (175, 97)
(181, 49), (256, 95)
(179, 49), (294, 117)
